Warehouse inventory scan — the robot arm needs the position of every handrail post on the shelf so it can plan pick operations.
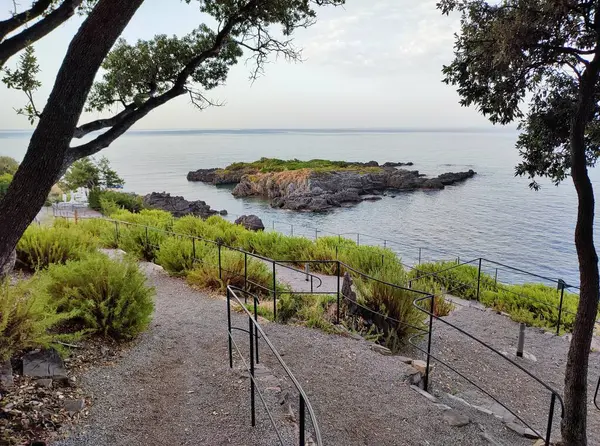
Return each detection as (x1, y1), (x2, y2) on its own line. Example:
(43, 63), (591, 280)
(418, 248), (422, 265)
(356, 233), (360, 245)
(476, 258), (482, 301)
(145, 226), (149, 247)
(315, 228), (318, 240)
(494, 268), (498, 284)
(299, 395), (306, 446)
(310, 275), (314, 293)
(545, 393), (556, 445)
(556, 280), (565, 336)
(249, 315), (256, 427)
(192, 237), (196, 263)
(227, 288), (233, 368)
(291, 224), (294, 237)
(336, 261), (341, 324)
(254, 293), (259, 365)
(218, 243), (222, 280)
(114, 221), (119, 243)
(424, 294), (434, 391)
(244, 252), (248, 291)
(272, 261), (277, 321)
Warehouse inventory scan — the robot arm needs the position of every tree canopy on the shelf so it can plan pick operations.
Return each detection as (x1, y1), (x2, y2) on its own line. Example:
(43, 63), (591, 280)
(439, 0), (600, 188)
(62, 156), (124, 190)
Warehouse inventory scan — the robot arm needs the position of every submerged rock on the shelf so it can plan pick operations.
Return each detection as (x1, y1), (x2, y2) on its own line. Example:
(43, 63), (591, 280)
(143, 192), (220, 218)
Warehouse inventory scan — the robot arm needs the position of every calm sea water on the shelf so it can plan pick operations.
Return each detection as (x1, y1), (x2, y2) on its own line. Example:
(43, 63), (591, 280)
(2, 128), (598, 286)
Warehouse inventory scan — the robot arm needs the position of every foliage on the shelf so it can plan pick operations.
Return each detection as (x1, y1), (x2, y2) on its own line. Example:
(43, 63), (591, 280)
(439, 0), (600, 188)
(0, 173), (12, 200)
(62, 156), (124, 191)
(155, 236), (210, 276)
(277, 293), (336, 331)
(16, 225), (97, 270)
(88, 188), (143, 213)
(354, 264), (426, 346)
(42, 253), (154, 339)
(0, 156), (19, 175)
(2, 46), (41, 124)
(0, 278), (73, 361)
(223, 157), (378, 174)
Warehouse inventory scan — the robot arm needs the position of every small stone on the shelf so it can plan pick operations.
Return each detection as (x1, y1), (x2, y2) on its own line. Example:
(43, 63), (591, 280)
(22, 349), (67, 382)
(532, 440), (546, 446)
(504, 421), (539, 439)
(397, 356), (413, 364)
(64, 398), (85, 415)
(443, 410), (470, 427)
(35, 379), (53, 389)
(411, 359), (429, 375)
(370, 344), (392, 356)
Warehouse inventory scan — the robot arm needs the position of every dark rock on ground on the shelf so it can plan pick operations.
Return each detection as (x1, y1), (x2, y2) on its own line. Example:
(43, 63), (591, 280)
(187, 167), (250, 184)
(219, 209), (228, 215)
(143, 192), (221, 218)
(0, 359), (14, 388)
(382, 161), (414, 167)
(186, 168), (217, 183)
(22, 349), (67, 382)
(64, 398), (86, 415)
(234, 215), (265, 231)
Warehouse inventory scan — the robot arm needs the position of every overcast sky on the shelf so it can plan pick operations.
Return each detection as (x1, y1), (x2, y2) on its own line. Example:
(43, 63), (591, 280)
(0, 0), (498, 130)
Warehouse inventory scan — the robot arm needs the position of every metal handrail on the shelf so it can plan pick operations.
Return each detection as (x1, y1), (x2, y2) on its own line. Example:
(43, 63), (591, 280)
(595, 375), (600, 411)
(410, 294), (564, 445)
(227, 286), (323, 446)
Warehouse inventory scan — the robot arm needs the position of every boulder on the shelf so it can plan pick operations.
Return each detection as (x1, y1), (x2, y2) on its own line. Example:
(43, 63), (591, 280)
(186, 168), (217, 182)
(0, 359), (14, 388)
(22, 349), (67, 382)
(235, 215), (265, 231)
(143, 192), (220, 218)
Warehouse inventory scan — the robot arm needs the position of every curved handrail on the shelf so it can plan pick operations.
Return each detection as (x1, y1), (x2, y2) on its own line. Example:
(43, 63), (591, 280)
(595, 375), (600, 411)
(410, 294), (564, 442)
(408, 258), (481, 283)
(227, 286), (323, 445)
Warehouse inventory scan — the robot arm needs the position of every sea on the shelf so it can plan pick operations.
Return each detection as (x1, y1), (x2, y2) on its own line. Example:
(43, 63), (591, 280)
(2, 128), (598, 287)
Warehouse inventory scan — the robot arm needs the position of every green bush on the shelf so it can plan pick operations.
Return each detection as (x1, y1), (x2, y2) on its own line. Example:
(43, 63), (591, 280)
(42, 253), (154, 339)
(155, 236), (214, 276)
(0, 173), (12, 200)
(17, 225), (97, 270)
(353, 264), (426, 348)
(0, 156), (19, 176)
(0, 278), (73, 361)
(89, 188), (144, 214)
(277, 293), (336, 330)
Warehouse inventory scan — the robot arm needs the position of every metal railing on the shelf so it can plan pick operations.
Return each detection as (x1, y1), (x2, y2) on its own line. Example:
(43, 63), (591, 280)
(60, 216), (579, 445)
(595, 376), (600, 411)
(226, 286), (322, 445)
(410, 294), (565, 445)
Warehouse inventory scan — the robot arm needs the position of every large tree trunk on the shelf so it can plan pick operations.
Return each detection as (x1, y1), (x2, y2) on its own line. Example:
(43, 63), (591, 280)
(0, 0), (144, 273)
(561, 63), (600, 446)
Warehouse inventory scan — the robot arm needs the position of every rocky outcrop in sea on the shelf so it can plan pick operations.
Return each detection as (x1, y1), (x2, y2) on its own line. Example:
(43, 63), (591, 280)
(143, 192), (225, 218)
(187, 160), (476, 212)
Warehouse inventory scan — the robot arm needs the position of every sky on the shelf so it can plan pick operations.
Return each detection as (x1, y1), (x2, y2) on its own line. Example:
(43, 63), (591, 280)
(0, 0), (499, 130)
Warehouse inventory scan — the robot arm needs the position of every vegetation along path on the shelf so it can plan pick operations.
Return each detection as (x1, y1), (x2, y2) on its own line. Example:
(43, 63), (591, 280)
(52, 257), (533, 446)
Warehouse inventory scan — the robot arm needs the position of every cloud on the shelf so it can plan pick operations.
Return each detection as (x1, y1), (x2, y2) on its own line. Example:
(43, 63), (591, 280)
(302, 1), (459, 75)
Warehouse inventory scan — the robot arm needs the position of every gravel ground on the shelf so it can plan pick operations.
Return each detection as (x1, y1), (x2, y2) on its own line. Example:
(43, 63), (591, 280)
(418, 296), (600, 445)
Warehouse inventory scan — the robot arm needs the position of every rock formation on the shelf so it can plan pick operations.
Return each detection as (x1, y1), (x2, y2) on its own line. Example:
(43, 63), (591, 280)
(187, 160), (476, 212)
(143, 192), (221, 218)
(234, 215), (265, 231)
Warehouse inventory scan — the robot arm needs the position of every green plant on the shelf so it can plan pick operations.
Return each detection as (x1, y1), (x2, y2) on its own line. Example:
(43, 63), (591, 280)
(155, 236), (214, 276)
(0, 156), (19, 176)
(0, 278), (73, 361)
(42, 253), (154, 339)
(0, 173), (12, 200)
(89, 188), (143, 214)
(16, 225), (97, 270)
(277, 293), (336, 331)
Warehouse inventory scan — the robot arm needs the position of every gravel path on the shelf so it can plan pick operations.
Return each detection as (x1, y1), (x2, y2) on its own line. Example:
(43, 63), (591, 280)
(51, 262), (528, 446)
(419, 296), (600, 445)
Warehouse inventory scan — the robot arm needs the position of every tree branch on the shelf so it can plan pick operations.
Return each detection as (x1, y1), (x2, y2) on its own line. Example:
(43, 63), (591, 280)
(68, 0), (262, 160)
(0, 0), (54, 40)
(73, 106), (136, 138)
(0, 0), (83, 66)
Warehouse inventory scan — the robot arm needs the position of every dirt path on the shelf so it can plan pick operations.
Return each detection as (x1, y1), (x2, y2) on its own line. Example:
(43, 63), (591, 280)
(52, 262), (532, 446)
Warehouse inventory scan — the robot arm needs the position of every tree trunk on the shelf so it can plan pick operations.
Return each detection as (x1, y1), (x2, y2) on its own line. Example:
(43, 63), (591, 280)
(0, 0), (144, 273)
(561, 63), (600, 446)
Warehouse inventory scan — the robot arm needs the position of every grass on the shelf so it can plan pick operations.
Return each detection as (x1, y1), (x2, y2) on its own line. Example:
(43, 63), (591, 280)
(220, 157), (383, 174)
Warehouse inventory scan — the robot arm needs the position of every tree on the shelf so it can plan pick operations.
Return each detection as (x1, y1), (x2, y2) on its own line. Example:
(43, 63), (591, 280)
(0, 156), (19, 175)
(0, 0), (344, 272)
(0, 0), (92, 67)
(62, 156), (124, 190)
(438, 1), (600, 444)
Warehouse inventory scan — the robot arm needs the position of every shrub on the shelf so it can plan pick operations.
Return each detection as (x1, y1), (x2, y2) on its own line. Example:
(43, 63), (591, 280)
(42, 253), (154, 339)
(0, 278), (73, 361)
(353, 264), (426, 348)
(17, 225), (97, 270)
(0, 173), (12, 200)
(277, 293), (336, 330)
(186, 249), (285, 297)
(155, 236), (214, 276)
(0, 156), (19, 176)
(89, 188), (144, 214)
